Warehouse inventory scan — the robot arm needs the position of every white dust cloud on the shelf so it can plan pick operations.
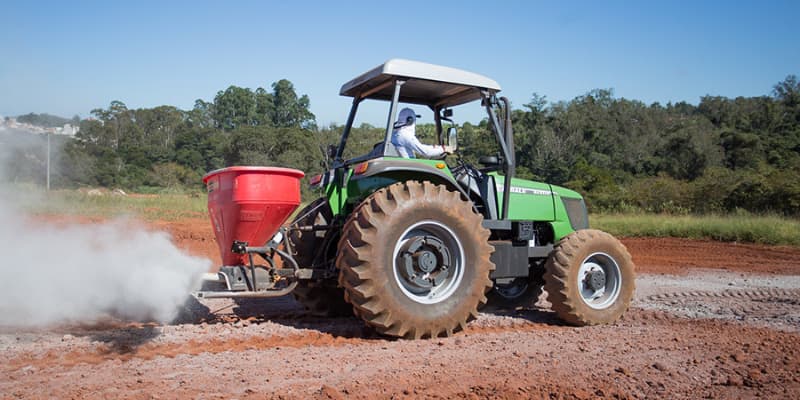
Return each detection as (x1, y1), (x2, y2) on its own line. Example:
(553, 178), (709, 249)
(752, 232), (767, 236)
(0, 132), (210, 327)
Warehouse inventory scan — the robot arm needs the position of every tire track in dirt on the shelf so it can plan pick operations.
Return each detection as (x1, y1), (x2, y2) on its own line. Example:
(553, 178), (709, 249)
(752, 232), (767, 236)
(646, 288), (800, 301)
(2, 331), (367, 372)
(641, 287), (800, 330)
(1, 313), (569, 372)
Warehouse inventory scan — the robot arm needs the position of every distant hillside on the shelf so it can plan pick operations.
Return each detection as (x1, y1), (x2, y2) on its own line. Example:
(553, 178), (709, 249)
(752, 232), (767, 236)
(15, 113), (76, 128)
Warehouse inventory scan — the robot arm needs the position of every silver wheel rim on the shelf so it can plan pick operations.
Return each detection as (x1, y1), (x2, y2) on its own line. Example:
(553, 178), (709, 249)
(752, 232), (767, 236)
(576, 252), (621, 310)
(392, 220), (465, 304)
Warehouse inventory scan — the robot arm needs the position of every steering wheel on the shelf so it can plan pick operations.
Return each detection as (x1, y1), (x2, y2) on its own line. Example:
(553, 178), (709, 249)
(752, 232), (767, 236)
(451, 154), (482, 181)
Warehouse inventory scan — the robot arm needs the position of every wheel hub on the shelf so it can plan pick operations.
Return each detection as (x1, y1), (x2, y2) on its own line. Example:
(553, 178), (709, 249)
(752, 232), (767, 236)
(398, 235), (453, 293)
(392, 220), (465, 305)
(576, 253), (622, 310)
(585, 268), (606, 292)
(416, 250), (438, 273)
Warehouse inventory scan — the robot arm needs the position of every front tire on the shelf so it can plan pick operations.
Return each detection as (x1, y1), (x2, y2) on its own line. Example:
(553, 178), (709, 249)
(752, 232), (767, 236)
(544, 229), (635, 325)
(337, 181), (494, 339)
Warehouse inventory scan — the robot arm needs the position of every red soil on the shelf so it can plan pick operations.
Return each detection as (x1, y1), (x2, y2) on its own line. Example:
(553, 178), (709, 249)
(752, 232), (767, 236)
(4, 214), (797, 399)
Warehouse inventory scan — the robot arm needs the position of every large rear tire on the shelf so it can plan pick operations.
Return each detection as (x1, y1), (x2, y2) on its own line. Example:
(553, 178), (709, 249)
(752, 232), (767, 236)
(337, 181), (494, 339)
(544, 229), (635, 325)
(288, 198), (351, 317)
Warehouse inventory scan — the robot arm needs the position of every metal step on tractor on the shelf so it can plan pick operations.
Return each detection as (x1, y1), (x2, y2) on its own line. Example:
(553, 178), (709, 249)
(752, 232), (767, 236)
(197, 59), (635, 339)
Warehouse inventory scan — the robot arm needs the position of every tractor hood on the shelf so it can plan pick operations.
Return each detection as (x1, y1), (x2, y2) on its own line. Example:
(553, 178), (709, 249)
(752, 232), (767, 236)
(549, 184), (584, 200)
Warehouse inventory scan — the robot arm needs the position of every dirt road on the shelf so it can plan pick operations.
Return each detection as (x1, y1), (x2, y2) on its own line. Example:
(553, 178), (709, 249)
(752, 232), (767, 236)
(1, 218), (799, 399)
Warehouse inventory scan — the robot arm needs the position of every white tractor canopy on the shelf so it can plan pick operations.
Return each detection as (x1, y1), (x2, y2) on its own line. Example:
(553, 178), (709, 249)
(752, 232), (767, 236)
(340, 59), (502, 108)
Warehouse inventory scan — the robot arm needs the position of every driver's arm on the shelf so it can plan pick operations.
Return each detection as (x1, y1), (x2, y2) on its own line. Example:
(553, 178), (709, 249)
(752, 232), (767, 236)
(407, 135), (446, 158)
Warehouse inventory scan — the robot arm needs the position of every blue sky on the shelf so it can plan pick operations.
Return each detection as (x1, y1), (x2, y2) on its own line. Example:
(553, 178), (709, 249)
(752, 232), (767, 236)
(1, 1), (797, 126)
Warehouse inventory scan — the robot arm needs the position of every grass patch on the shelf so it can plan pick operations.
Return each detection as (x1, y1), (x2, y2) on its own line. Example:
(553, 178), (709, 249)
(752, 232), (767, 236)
(591, 213), (800, 246)
(25, 189), (207, 221)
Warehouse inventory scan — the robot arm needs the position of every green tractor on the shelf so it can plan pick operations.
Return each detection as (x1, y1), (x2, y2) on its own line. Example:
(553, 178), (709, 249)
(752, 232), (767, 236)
(287, 59), (635, 339)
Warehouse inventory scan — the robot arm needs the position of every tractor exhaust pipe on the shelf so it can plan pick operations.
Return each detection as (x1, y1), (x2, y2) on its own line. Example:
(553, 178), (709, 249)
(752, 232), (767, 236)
(500, 96), (514, 220)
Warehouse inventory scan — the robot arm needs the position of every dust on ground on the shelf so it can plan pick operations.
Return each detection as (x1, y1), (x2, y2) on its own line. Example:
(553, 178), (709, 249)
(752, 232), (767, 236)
(1, 217), (799, 399)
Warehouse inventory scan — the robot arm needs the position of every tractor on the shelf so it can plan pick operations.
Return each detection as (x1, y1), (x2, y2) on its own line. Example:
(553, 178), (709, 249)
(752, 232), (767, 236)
(199, 59), (635, 339)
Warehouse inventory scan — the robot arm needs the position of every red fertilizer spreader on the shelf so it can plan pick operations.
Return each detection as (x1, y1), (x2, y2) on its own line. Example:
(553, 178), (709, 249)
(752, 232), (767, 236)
(196, 166), (310, 298)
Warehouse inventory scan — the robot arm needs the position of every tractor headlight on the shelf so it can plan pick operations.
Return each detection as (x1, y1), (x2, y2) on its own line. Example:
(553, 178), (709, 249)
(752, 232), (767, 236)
(562, 197), (589, 230)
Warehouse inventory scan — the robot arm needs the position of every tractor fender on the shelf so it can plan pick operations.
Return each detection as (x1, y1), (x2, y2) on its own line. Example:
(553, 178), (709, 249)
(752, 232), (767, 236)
(350, 158), (471, 201)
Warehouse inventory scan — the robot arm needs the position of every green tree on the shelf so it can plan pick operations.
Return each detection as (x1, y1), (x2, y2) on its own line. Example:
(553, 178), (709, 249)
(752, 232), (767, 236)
(212, 86), (258, 130)
(270, 79), (315, 129)
(773, 75), (800, 108)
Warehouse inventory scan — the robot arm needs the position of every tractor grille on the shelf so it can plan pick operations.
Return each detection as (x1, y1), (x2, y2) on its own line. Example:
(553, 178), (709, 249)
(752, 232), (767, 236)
(562, 197), (589, 230)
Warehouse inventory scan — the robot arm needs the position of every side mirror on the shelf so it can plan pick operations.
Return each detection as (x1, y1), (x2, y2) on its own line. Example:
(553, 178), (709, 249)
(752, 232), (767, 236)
(478, 155), (503, 172)
(478, 155), (500, 166)
(447, 126), (458, 150)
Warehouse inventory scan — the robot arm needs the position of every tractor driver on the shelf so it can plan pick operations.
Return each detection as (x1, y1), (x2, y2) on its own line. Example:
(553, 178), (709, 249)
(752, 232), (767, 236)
(391, 108), (454, 158)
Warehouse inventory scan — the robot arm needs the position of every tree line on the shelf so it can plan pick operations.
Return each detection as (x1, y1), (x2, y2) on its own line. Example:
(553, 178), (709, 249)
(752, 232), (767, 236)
(54, 79), (324, 191)
(3, 75), (798, 215)
(501, 75), (800, 215)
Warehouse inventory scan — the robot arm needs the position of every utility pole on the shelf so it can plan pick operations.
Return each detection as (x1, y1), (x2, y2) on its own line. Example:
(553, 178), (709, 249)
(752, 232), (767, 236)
(46, 132), (51, 191)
